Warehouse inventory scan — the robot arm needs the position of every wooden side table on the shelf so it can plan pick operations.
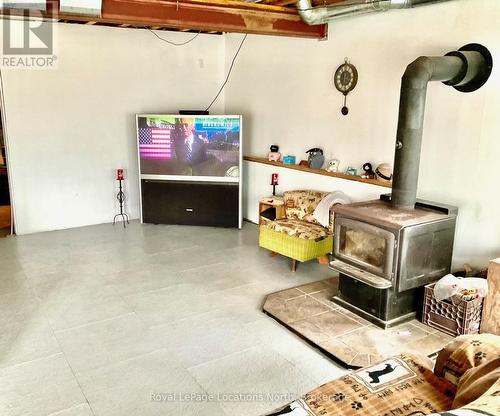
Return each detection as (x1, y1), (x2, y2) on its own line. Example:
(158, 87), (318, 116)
(481, 258), (500, 335)
(259, 196), (285, 225)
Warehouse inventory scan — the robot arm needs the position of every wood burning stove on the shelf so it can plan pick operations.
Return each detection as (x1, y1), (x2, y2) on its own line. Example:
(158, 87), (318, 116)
(331, 196), (457, 328)
(330, 44), (493, 328)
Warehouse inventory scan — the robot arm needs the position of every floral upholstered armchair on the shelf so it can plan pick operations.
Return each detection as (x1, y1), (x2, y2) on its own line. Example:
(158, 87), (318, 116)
(259, 190), (334, 271)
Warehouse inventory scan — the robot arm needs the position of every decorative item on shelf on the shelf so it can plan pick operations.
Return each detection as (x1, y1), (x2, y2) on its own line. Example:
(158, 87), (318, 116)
(334, 57), (358, 116)
(299, 160), (309, 167)
(345, 166), (357, 176)
(375, 163), (393, 183)
(306, 148), (324, 169)
(113, 168), (130, 228)
(270, 173), (279, 196)
(325, 158), (340, 173)
(268, 145), (281, 162)
(283, 155), (296, 165)
(361, 162), (376, 179)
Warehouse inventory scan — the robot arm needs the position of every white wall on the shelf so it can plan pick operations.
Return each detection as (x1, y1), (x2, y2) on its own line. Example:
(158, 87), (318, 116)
(226, 0), (500, 268)
(1, 22), (225, 234)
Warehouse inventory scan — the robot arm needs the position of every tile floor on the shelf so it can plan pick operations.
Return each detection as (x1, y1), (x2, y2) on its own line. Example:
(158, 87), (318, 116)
(0, 221), (346, 416)
(263, 279), (453, 368)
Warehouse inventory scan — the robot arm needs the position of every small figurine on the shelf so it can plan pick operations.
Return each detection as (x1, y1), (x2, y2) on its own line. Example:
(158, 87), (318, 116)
(268, 145), (281, 162)
(375, 163), (393, 183)
(299, 160), (309, 167)
(306, 148), (324, 169)
(345, 166), (357, 176)
(283, 155), (296, 165)
(325, 159), (340, 173)
(361, 162), (376, 179)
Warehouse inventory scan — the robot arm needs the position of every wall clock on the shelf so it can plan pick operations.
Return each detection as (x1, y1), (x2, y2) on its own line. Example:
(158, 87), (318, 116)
(334, 58), (358, 115)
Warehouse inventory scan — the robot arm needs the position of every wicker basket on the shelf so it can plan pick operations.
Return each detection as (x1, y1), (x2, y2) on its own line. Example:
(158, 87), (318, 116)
(422, 283), (483, 337)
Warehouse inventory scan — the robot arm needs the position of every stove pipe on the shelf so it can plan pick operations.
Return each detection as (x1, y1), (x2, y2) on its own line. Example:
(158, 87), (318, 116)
(297, 0), (456, 25)
(391, 43), (493, 209)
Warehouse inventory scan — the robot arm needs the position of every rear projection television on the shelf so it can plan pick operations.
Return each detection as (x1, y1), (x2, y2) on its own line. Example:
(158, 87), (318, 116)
(136, 115), (242, 181)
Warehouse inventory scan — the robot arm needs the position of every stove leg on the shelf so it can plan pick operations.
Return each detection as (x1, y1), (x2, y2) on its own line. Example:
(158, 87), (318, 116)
(291, 259), (298, 272)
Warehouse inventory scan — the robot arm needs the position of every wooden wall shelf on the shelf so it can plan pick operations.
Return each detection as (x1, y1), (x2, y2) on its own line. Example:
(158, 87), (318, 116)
(243, 156), (392, 189)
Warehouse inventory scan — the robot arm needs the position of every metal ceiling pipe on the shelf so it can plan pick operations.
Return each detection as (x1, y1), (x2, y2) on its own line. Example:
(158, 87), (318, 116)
(297, 0), (455, 25)
(392, 44), (493, 209)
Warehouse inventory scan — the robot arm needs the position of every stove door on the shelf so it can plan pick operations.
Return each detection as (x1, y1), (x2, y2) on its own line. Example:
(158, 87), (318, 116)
(334, 218), (396, 282)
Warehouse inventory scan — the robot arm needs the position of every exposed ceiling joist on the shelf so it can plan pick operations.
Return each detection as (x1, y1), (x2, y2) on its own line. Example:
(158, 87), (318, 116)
(103, 0), (326, 38)
(0, 0), (327, 39)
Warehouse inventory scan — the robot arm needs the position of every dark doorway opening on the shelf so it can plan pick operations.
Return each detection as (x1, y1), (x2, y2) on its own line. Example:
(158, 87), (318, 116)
(0, 108), (12, 237)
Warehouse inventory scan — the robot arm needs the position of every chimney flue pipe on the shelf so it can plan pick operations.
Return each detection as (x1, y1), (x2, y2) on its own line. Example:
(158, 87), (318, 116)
(391, 44), (493, 209)
(297, 0), (456, 26)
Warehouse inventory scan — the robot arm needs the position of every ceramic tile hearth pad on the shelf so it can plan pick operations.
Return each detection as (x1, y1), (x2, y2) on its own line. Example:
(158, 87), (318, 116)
(263, 278), (454, 369)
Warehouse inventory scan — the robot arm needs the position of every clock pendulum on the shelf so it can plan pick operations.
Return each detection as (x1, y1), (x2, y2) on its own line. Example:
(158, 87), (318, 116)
(334, 58), (358, 116)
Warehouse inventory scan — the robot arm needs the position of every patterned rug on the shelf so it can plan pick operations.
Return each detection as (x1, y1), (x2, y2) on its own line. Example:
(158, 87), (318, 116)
(265, 353), (455, 416)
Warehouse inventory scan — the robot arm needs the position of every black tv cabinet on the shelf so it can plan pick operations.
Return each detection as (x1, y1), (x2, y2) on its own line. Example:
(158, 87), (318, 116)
(141, 180), (240, 228)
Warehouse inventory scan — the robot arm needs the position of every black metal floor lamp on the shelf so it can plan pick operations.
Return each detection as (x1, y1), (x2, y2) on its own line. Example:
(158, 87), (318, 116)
(113, 169), (129, 228)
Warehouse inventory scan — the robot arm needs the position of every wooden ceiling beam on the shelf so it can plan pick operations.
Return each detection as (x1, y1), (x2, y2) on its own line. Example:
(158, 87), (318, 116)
(0, 0), (327, 39)
(101, 0), (326, 38)
(272, 0), (297, 6)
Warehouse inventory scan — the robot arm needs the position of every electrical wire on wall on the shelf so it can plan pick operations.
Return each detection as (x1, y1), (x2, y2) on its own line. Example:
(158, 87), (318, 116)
(0, 68), (15, 236)
(205, 33), (247, 112)
(147, 28), (201, 46)
(147, 26), (248, 113)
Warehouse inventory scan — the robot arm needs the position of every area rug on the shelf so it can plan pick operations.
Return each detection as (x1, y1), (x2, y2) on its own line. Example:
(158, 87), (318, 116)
(265, 353), (455, 416)
(263, 278), (453, 368)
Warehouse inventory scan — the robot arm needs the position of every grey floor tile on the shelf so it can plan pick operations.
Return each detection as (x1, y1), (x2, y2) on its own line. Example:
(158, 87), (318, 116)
(148, 245), (221, 272)
(178, 263), (264, 294)
(76, 349), (213, 416)
(123, 283), (216, 327)
(30, 273), (132, 331)
(55, 313), (165, 374)
(48, 403), (94, 416)
(0, 289), (41, 327)
(150, 311), (261, 368)
(0, 353), (86, 416)
(0, 269), (29, 296)
(0, 315), (61, 369)
(245, 318), (347, 386)
(103, 267), (185, 296)
(188, 345), (318, 416)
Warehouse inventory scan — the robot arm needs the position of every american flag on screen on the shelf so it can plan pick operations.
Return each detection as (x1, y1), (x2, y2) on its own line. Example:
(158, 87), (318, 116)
(138, 128), (172, 159)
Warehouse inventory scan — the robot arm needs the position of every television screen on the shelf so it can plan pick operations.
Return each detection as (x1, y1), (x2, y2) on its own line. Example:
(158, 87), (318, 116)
(137, 115), (241, 180)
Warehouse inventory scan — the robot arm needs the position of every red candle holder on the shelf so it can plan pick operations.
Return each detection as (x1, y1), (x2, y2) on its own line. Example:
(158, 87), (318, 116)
(271, 173), (279, 196)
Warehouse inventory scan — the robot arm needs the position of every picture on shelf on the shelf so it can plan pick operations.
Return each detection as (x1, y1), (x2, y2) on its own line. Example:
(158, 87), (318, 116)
(137, 115), (241, 179)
